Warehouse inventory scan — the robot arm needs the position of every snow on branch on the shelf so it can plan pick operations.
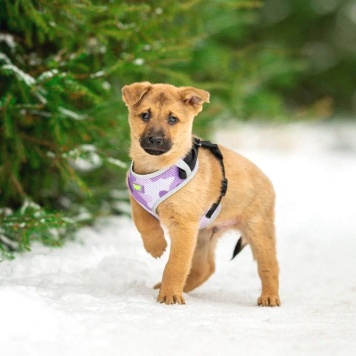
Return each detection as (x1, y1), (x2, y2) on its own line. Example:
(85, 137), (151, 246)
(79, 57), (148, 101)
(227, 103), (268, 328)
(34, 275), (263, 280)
(1, 64), (35, 86)
(58, 107), (88, 120)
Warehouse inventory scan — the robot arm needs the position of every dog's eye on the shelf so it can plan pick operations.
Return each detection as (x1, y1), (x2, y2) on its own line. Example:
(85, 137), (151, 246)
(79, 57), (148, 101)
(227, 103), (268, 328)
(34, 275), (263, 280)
(140, 112), (150, 122)
(168, 116), (178, 125)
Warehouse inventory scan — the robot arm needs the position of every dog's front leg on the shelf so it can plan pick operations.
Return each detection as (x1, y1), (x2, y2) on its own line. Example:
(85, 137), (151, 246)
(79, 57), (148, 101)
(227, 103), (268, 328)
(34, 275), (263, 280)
(130, 196), (167, 258)
(157, 221), (198, 304)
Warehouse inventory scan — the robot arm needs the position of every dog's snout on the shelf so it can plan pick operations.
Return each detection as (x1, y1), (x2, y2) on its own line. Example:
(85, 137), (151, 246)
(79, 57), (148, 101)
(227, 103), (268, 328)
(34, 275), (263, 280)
(148, 136), (163, 145)
(140, 131), (172, 156)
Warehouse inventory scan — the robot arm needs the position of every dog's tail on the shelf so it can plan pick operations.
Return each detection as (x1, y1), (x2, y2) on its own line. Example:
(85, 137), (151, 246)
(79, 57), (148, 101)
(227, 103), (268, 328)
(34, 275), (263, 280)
(231, 236), (247, 260)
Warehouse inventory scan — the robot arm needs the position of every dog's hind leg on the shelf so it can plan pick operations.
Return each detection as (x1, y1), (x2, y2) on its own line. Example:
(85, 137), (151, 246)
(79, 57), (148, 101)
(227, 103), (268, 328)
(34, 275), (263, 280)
(242, 214), (281, 307)
(183, 228), (220, 293)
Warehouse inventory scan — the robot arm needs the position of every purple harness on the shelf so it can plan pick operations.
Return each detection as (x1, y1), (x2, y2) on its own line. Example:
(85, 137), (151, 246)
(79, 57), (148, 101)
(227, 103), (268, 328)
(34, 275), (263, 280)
(128, 157), (221, 230)
(128, 138), (228, 230)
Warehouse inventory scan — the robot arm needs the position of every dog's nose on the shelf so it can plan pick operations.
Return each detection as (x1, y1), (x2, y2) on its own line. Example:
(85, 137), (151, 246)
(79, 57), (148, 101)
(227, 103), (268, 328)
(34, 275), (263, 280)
(148, 136), (163, 145)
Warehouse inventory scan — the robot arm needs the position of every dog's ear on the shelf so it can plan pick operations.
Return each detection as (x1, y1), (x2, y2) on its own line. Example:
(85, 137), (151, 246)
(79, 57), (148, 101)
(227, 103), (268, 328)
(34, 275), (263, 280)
(179, 87), (210, 111)
(122, 82), (152, 106)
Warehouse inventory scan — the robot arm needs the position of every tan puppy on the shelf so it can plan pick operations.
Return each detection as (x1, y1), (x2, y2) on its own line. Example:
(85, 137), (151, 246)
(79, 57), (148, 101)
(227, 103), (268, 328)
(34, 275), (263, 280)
(122, 82), (280, 307)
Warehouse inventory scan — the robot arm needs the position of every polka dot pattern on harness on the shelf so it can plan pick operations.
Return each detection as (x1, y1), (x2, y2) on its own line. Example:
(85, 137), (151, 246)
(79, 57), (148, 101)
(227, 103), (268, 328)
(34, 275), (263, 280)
(128, 165), (184, 213)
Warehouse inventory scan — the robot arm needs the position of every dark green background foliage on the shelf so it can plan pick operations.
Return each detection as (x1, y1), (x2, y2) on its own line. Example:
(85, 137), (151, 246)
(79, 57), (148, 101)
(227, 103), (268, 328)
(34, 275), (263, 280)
(256, 0), (356, 117)
(0, 0), (355, 256)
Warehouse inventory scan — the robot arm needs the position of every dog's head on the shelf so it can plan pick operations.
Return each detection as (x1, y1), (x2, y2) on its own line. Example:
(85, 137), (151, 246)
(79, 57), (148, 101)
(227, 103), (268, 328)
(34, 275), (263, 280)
(122, 82), (209, 170)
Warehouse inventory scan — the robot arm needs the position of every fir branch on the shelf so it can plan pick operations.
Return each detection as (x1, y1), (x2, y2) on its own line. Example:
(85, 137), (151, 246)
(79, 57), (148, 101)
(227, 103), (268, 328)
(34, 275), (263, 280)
(0, 203), (76, 257)
(19, 133), (58, 150)
(9, 173), (26, 198)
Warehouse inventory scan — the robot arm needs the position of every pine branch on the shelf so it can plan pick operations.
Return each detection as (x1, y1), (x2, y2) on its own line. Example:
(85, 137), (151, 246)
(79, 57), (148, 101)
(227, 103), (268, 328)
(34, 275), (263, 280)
(0, 200), (77, 258)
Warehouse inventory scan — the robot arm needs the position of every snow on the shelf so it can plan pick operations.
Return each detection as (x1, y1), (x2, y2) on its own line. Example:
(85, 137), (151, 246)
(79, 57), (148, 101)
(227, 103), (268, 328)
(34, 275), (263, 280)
(90, 70), (106, 78)
(133, 58), (145, 66)
(1, 122), (356, 355)
(0, 33), (16, 50)
(64, 144), (102, 172)
(0, 52), (11, 64)
(1, 64), (35, 86)
(37, 69), (59, 81)
(58, 107), (88, 121)
(107, 157), (128, 168)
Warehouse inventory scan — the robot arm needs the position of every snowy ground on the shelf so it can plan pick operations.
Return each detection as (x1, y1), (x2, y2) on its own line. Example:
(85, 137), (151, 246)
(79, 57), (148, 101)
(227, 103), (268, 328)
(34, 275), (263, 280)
(1, 122), (356, 356)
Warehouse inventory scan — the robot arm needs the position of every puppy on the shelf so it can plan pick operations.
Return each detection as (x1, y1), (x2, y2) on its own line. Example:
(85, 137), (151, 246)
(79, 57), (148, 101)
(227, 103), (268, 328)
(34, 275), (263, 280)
(122, 82), (280, 306)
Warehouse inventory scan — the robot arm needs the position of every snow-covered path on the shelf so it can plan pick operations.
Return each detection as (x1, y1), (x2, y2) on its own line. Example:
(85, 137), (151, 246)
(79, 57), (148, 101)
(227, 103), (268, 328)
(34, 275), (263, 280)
(1, 122), (356, 356)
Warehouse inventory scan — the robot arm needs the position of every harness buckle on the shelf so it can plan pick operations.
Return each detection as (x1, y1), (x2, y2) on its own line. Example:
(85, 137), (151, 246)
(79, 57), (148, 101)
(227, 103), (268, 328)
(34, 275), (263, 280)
(194, 138), (202, 147)
(178, 168), (187, 179)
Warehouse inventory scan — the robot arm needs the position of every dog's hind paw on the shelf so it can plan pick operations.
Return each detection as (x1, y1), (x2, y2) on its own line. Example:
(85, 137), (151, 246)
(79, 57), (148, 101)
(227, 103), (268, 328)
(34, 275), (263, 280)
(158, 293), (185, 305)
(257, 294), (281, 307)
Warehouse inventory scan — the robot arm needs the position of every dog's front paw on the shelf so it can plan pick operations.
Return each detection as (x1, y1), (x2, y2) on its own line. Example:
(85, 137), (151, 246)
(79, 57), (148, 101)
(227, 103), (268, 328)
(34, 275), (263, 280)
(157, 289), (185, 305)
(258, 294), (281, 307)
(143, 236), (167, 258)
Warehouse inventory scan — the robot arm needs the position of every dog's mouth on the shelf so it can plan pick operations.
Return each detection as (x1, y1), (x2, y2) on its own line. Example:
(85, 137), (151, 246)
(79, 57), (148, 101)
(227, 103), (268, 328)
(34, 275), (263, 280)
(143, 148), (168, 156)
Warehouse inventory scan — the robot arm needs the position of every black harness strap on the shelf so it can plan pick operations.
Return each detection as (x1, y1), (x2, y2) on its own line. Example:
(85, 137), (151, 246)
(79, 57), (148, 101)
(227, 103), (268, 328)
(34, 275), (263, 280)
(193, 137), (228, 218)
